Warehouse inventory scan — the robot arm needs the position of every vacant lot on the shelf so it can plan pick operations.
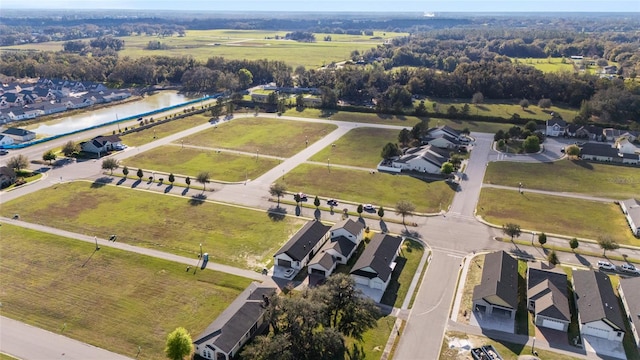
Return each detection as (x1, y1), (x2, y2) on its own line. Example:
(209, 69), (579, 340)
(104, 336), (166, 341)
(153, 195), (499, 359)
(457, 254), (485, 323)
(283, 164), (454, 213)
(485, 160), (640, 200)
(186, 117), (337, 157)
(310, 127), (399, 168)
(121, 145), (280, 182)
(0, 183), (304, 269)
(118, 113), (211, 147)
(381, 240), (425, 308)
(477, 188), (636, 244)
(346, 315), (397, 360)
(0, 223), (251, 360)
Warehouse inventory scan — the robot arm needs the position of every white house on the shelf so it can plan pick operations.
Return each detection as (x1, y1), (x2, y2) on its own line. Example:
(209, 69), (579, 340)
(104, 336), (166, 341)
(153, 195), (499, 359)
(620, 199), (640, 237)
(618, 277), (640, 349)
(273, 220), (330, 270)
(307, 219), (365, 277)
(472, 251), (518, 320)
(546, 118), (567, 137)
(616, 137), (639, 155)
(350, 234), (403, 293)
(80, 135), (122, 155)
(193, 282), (276, 360)
(425, 125), (466, 141)
(0, 134), (14, 146)
(527, 262), (571, 331)
(1, 127), (36, 143)
(390, 145), (450, 174)
(573, 270), (625, 342)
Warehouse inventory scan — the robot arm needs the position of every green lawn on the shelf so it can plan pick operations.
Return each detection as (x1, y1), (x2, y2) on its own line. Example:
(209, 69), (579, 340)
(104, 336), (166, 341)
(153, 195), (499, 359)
(380, 240), (425, 308)
(484, 160), (640, 200)
(185, 117), (337, 157)
(345, 316), (397, 360)
(309, 127), (399, 168)
(477, 188), (637, 245)
(457, 255), (485, 323)
(0, 183), (305, 269)
(121, 145), (280, 182)
(282, 163), (454, 213)
(0, 223), (251, 360)
(0, 353), (19, 360)
(118, 113), (211, 147)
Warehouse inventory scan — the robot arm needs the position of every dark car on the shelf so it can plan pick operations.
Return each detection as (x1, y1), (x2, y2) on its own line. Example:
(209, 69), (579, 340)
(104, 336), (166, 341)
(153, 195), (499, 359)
(327, 199), (338, 207)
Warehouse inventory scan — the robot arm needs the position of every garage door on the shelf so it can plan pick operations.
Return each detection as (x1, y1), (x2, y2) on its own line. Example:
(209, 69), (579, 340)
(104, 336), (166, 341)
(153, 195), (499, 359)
(542, 318), (565, 331)
(278, 259), (292, 268)
(584, 325), (610, 338)
(311, 268), (326, 277)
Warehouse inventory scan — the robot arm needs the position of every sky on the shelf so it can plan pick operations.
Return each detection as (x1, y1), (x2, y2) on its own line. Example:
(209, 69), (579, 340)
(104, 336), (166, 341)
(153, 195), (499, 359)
(3, 0), (640, 12)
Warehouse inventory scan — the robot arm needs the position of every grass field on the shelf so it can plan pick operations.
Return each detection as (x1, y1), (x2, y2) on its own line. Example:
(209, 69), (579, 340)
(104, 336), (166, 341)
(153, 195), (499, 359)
(117, 113), (211, 147)
(457, 255), (484, 323)
(0, 183), (305, 269)
(484, 160), (640, 200)
(121, 145), (280, 182)
(185, 117), (337, 157)
(283, 108), (515, 133)
(381, 240), (425, 308)
(477, 188), (637, 245)
(0, 223), (251, 360)
(282, 163), (454, 213)
(345, 316), (397, 360)
(309, 127), (399, 168)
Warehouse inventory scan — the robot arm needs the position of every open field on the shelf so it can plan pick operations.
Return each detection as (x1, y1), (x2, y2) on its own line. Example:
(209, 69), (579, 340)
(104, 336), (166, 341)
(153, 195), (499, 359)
(440, 331), (579, 360)
(484, 159), (640, 200)
(283, 108), (516, 133)
(0, 182), (305, 269)
(186, 117), (337, 157)
(0, 30), (406, 69)
(477, 188), (637, 245)
(381, 240), (425, 308)
(117, 113), (211, 147)
(0, 223), (251, 360)
(282, 163), (454, 213)
(121, 145), (280, 182)
(310, 127), (398, 168)
(518, 57), (576, 73)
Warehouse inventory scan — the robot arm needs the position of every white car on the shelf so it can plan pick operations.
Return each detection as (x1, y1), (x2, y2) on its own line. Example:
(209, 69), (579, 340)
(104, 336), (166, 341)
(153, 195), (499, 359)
(363, 204), (375, 211)
(597, 260), (615, 271)
(283, 268), (295, 278)
(621, 263), (640, 275)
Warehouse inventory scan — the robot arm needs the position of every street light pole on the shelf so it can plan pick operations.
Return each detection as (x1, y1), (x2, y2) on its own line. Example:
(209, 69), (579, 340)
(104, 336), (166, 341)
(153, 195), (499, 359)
(532, 337), (536, 354)
(200, 243), (203, 258)
(94, 236), (100, 251)
(532, 231), (536, 246)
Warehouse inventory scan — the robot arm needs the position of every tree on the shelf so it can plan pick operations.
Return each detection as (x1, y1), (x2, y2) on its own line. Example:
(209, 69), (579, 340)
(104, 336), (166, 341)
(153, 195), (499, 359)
(519, 99), (530, 110)
(164, 327), (193, 360)
(196, 172), (210, 192)
(296, 93), (304, 108)
(494, 130), (505, 142)
(598, 236), (619, 256)
(471, 92), (484, 105)
(136, 168), (144, 180)
(314, 195), (320, 209)
(269, 182), (287, 207)
(101, 158), (119, 175)
(62, 141), (79, 157)
(462, 103), (470, 115)
(7, 155), (29, 171)
(523, 135), (540, 153)
(122, 166), (129, 177)
(377, 206), (385, 219)
(293, 193), (301, 206)
(502, 223), (521, 241)
(395, 200), (416, 225)
(414, 101), (427, 116)
(547, 250), (560, 265)
(357, 204), (363, 217)
(449, 154), (464, 170)
(441, 161), (454, 174)
(569, 237), (579, 251)
(524, 120), (538, 133)
(381, 142), (400, 160)
(538, 98), (552, 109)
(565, 144), (580, 157)
(168, 173), (175, 185)
(398, 128), (411, 147)
(185, 176), (191, 188)
(43, 150), (57, 165)
(538, 232), (547, 246)
(238, 68), (253, 88)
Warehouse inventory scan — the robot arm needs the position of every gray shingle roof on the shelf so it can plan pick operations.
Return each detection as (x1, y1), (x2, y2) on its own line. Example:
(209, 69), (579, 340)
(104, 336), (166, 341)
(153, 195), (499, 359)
(350, 233), (402, 282)
(274, 220), (330, 261)
(580, 143), (619, 158)
(527, 265), (570, 321)
(472, 251), (518, 309)
(618, 277), (640, 341)
(573, 270), (625, 331)
(331, 218), (364, 238)
(2, 127), (35, 137)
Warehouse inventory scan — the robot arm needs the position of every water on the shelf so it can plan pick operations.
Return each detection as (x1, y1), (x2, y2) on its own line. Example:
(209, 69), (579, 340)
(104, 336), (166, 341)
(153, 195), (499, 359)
(31, 91), (196, 136)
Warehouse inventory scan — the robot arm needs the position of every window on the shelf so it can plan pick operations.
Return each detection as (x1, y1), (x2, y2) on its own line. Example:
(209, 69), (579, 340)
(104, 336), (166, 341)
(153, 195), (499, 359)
(617, 332), (623, 337)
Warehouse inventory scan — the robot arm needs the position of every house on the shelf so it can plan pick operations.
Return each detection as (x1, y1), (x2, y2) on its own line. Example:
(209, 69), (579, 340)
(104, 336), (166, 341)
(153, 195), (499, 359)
(421, 133), (462, 149)
(620, 199), (640, 237)
(80, 135), (122, 155)
(472, 251), (518, 320)
(1, 127), (36, 143)
(425, 125), (465, 141)
(193, 282), (276, 360)
(572, 270), (625, 341)
(390, 144), (450, 174)
(575, 125), (604, 140)
(616, 138), (639, 155)
(350, 233), (403, 293)
(274, 220), (331, 270)
(0, 166), (17, 188)
(579, 143), (621, 163)
(307, 219), (365, 277)
(546, 118), (567, 137)
(38, 101), (68, 115)
(602, 65), (618, 75)
(527, 262), (571, 331)
(64, 97), (94, 109)
(250, 93), (272, 103)
(0, 134), (15, 146)
(618, 277), (640, 348)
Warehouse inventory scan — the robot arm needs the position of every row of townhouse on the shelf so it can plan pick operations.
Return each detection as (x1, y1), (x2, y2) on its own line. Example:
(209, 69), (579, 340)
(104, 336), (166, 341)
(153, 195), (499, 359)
(546, 118), (639, 142)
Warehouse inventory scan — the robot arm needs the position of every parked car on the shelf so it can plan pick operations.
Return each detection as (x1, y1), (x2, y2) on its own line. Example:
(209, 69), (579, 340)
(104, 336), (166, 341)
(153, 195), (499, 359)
(621, 263), (640, 274)
(296, 192), (308, 201)
(598, 260), (615, 271)
(283, 268), (295, 278)
(0, 149), (8, 155)
(202, 253), (209, 261)
(363, 204), (375, 211)
(327, 199), (338, 207)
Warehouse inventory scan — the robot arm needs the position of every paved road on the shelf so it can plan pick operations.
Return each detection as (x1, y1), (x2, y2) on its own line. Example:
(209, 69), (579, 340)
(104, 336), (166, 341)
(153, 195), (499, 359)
(483, 183), (616, 203)
(0, 316), (132, 360)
